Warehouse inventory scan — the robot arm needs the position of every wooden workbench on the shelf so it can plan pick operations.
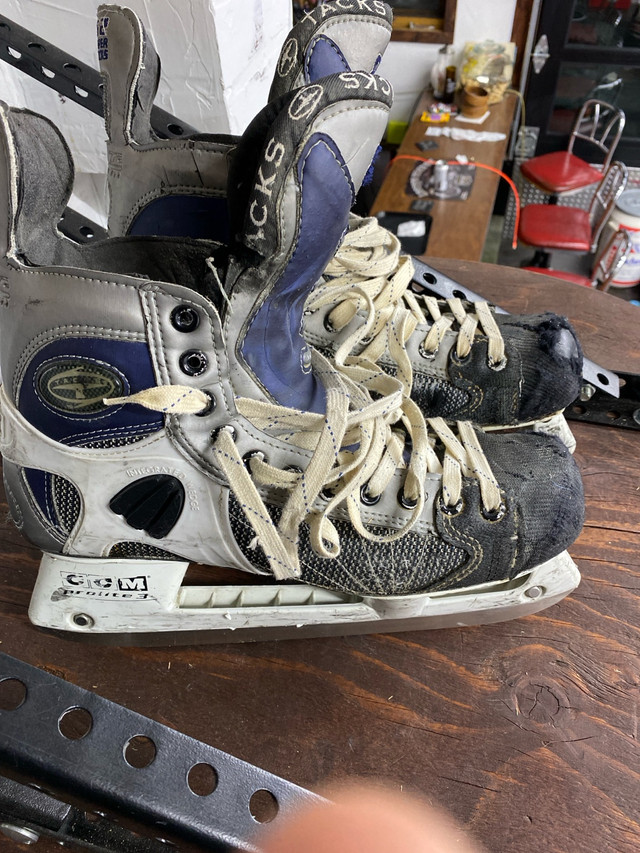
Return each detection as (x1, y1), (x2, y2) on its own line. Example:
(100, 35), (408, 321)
(0, 262), (638, 852)
(371, 91), (517, 261)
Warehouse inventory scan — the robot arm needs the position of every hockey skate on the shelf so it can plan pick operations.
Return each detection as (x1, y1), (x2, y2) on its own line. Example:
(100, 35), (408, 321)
(0, 73), (583, 645)
(98, 2), (582, 449)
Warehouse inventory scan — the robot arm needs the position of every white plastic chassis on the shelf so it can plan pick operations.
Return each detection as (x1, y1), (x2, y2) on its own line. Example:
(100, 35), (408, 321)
(27, 551), (581, 645)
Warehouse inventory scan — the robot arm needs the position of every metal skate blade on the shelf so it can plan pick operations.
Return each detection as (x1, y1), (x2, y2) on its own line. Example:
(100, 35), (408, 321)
(29, 552), (580, 647)
(410, 258), (620, 398)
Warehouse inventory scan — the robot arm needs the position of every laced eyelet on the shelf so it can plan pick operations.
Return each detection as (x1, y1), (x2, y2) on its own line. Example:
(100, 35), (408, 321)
(195, 390), (216, 417)
(439, 497), (464, 516)
(323, 312), (336, 333)
(488, 356), (508, 372)
(320, 486), (337, 501)
(418, 342), (437, 360)
(454, 350), (471, 364)
(481, 502), (507, 522)
(397, 488), (418, 510)
(360, 485), (381, 506)
(242, 450), (266, 471)
(210, 424), (236, 443)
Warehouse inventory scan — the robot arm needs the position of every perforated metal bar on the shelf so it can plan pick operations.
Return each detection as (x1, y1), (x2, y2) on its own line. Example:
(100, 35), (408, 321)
(0, 655), (322, 852)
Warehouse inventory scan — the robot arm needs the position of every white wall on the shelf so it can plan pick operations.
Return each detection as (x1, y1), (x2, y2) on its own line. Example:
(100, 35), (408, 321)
(379, 0), (518, 122)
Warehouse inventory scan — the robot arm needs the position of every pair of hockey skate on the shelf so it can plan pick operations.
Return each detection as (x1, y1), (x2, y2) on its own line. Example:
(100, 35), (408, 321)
(0, 2), (585, 642)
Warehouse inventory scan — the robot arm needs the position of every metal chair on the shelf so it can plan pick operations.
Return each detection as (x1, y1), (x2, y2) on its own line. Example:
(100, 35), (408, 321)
(518, 160), (628, 267)
(520, 99), (625, 200)
(522, 228), (631, 293)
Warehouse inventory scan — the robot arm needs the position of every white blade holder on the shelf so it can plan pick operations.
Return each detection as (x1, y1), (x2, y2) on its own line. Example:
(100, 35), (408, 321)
(411, 258), (620, 398)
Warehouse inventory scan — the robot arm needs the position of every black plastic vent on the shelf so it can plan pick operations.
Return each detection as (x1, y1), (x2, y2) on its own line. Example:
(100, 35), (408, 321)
(109, 475), (185, 539)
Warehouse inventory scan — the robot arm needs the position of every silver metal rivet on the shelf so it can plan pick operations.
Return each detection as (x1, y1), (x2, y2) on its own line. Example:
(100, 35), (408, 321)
(72, 613), (94, 628)
(579, 383), (595, 401)
(524, 586), (543, 600)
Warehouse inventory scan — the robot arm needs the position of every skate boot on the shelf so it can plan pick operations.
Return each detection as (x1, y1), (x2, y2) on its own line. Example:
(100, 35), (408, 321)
(0, 75), (583, 644)
(96, 2), (583, 449)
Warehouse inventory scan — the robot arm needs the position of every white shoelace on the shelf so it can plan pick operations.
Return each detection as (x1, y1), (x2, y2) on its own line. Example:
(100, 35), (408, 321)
(105, 351), (502, 582)
(305, 216), (506, 396)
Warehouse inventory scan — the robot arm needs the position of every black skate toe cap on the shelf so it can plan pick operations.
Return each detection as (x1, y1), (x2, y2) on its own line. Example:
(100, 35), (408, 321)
(497, 313), (583, 422)
(479, 429), (585, 574)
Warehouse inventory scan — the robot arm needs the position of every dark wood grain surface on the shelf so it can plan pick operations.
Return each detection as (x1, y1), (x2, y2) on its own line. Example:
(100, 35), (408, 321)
(0, 263), (639, 852)
(370, 93), (517, 261)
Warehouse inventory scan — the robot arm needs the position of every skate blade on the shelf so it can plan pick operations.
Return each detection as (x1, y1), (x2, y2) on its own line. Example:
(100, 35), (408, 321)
(27, 551), (580, 646)
(483, 412), (577, 454)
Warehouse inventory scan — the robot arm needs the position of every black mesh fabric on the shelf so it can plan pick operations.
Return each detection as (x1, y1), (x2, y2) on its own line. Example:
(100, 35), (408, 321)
(408, 371), (472, 420)
(228, 494), (468, 596)
(51, 474), (81, 535)
(108, 542), (181, 560)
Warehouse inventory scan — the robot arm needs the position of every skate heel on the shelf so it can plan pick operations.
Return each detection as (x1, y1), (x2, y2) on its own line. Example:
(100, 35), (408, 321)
(28, 553), (190, 633)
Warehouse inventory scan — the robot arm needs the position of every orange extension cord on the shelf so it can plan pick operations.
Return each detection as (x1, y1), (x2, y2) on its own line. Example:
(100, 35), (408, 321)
(390, 155), (521, 250)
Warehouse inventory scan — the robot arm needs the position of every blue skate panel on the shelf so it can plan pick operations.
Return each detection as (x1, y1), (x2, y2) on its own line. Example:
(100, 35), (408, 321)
(20, 338), (164, 446)
(129, 195), (230, 242)
(306, 35), (350, 80)
(242, 134), (353, 412)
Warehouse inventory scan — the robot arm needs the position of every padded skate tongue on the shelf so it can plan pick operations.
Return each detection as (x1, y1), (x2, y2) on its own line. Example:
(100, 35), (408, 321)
(227, 73), (392, 412)
(269, 0), (393, 100)
(98, 5), (160, 147)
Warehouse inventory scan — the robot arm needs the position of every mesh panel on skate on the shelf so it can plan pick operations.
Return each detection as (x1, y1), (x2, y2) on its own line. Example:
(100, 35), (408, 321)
(51, 475), (81, 535)
(410, 372), (471, 419)
(108, 542), (182, 560)
(228, 495), (467, 596)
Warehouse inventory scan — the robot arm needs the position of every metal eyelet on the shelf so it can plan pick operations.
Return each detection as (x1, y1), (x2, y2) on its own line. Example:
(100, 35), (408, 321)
(320, 486), (336, 501)
(453, 349), (471, 364)
(242, 450), (266, 471)
(210, 424), (237, 443)
(171, 305), (200, 333)
(439, 496), (464, 516)
(360, 485), (381, 506)
(481, 502), (507, 522)
(488, 356), (508, 372)
(323, 312), (336, 333)
(418, 342), (437, 360)
(179, 350), (208, 376)
(195, 390), (216, 417)
(397, 488), (418, 510)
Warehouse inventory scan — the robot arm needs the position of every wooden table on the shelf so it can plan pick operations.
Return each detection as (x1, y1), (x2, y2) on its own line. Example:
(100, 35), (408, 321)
(1, 262), (639, 853)
(371, 91), (517, 261)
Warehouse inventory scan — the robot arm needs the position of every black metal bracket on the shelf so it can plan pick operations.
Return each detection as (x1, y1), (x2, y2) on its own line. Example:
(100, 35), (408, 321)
(566, 371), (640, 431)
(0, 655), (322, 852)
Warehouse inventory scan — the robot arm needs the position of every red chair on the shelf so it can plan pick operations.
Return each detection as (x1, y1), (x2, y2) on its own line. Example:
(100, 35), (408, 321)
(520, 99), (625, 201)
(518, 161), (628, 266)
(522, 229), (631, 293)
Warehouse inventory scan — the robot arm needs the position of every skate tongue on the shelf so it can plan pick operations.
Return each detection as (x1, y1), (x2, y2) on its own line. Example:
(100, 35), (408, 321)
(226, 73), (391, 413)
(98, 5), (160, 147)
(268, 0), (393, 100)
